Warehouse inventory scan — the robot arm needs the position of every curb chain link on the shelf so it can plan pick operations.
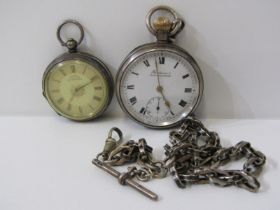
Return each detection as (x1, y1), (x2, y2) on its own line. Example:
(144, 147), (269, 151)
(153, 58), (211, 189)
(96, 117), (266, 192)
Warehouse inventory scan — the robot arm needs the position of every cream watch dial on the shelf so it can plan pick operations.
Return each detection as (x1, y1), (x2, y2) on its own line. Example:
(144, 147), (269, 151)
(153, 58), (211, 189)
(118, 50), (201, 127)
(44, 59), (109, 120)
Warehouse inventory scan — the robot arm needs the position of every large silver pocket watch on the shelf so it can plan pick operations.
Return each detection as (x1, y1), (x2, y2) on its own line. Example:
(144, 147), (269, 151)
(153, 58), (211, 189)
(116, 6), (204, 128)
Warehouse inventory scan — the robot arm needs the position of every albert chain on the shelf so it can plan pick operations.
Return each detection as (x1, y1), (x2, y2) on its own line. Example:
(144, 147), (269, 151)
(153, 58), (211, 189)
(93, 117), (266, 200)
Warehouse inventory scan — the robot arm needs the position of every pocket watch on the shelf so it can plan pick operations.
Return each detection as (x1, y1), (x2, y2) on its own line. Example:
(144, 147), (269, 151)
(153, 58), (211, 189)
(116, 6), (204, 128)
(42, 20), (113, 121)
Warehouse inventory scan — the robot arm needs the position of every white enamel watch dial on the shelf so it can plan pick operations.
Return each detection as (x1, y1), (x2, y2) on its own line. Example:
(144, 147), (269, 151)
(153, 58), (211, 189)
(116, 46), (203, 128)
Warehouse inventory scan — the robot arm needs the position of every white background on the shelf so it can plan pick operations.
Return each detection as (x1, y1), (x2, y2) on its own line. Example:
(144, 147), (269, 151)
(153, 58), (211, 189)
(0, 0), (280, 118)
(0, 1), (280, 210)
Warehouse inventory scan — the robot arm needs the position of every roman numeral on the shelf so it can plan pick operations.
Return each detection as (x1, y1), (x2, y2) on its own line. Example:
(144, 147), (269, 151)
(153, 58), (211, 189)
(159, 56), (165, 64)
(131, 72), (139, 76)
(82, 65), (87, 74)
(174, 62), (179, 69)
(94, 86), (102, 90)
(79, 106), (83, 114)
(88, 104), (94, 110)
(185, 88), (192, 93)
(140, 107), (146, 114)
(179, 100), (187, 107)
(57, 97), (64, 104)
(143, 60), (150, 67)
(129, 97), (137, 105)
(182, 74), (189, 79)
(91, 75), (98, 81)
(70, 65), (75, 73)
(127, 85), (134, 89)
(93, 96), (101, 101)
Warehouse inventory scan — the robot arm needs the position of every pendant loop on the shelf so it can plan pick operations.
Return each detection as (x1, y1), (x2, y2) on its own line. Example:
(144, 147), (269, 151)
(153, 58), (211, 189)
(145, 6), (184, 40)
(56, 20), (84, 51)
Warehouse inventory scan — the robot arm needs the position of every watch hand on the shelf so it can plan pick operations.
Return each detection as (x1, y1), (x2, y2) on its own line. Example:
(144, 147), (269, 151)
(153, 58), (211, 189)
(154, 58), (174, 113)
(157, 97), (160, 118)
(69, 84), (81, 103)
(76, 81), (92, 92)
(155, 57), (161, 89)
(156, 97), (160, 121)
(157, 97), (160, 111)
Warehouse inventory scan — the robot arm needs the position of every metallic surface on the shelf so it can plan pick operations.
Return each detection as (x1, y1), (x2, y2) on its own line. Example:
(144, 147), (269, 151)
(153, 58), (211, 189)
(165, 117), (266, 192)
(116, 6), (203, 128)
(100, 127), (123, 160)
(145, 5), (184, 38)
(92, 159), (158, 201)
(97, 136), (167, 181)
(94, 117), (266, 196)
(43, 20), (114, 121)
(43, 52), (114, 121)
(116, 43), (204, 128)
(56, 20), (84, 48)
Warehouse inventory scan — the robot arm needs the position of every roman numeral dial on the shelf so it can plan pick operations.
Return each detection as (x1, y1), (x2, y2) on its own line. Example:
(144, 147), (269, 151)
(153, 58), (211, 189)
(118, 50), (201, 128)
(44, 59), (112, 121)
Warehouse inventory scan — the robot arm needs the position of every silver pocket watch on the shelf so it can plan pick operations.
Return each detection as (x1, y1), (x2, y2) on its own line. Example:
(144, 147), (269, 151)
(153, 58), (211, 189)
(42, 20), (114, 121)
(116, 6), (204, 128)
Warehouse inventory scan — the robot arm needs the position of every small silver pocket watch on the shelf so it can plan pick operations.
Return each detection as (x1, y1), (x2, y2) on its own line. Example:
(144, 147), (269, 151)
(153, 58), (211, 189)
(43, 20), (114, 121)
(116, 6), (204, 128)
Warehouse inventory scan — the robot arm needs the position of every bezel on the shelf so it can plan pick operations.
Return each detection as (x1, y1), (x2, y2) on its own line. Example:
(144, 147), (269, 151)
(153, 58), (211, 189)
(116, 42), (204, 129)
(42, 52), (114, 121)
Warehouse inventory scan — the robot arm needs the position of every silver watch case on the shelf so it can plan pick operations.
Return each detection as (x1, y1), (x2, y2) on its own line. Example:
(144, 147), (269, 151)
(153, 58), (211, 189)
(42, 52), (114, 121)
(116, 42), (204, 129)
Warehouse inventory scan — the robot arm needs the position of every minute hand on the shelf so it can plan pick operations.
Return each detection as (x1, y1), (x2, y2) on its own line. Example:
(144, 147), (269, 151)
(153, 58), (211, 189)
(76, 79), (94, 92)
(154, 58), (173, 111)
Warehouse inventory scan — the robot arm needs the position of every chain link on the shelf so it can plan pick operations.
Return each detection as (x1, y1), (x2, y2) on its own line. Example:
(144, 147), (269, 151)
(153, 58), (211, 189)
(165, 117), (266, 192)
(97, 132), (167, 181)
(96, 117), (266, 192)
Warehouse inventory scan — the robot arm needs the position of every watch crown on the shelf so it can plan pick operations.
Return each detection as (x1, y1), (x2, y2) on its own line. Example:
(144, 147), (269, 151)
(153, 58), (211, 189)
(153, 16), (172, 32)
(65, 38), (78, 53)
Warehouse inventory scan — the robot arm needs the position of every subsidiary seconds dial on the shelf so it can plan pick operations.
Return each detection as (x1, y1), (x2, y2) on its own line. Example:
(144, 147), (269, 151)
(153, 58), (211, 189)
(116, 48), (203, 128)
